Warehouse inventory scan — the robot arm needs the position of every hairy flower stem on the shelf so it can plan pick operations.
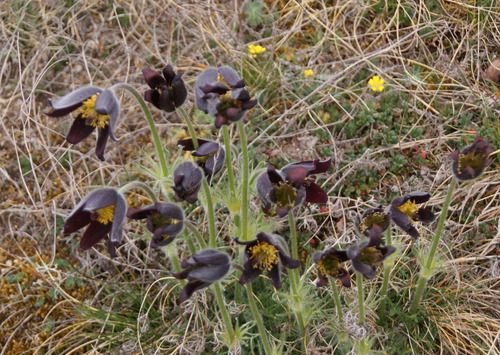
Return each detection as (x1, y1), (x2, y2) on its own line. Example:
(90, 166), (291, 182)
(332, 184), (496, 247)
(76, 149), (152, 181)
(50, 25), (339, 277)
(410, 177), (458, 314)
(329, 277), (343, 323)
(222, 125), (236, 194)
(118, 181), (157, 202)
(287, 212), (306, 336)
(378, 228), (393, 324)
(357, 274), (365, 325)
(238, 121), (249, 241)
(245, 283), (273, 354)
(111, 83), (168, 177)
(201, 176), (235, 345)
(177, 107), (199, 149)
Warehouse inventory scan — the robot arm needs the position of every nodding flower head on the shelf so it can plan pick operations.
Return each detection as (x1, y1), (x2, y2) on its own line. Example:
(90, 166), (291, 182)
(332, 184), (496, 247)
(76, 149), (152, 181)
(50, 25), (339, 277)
(257, 158), (331, 217)
(449, 135), (493, 181)
(356, 206), (391, 237)
(195, 66), (257, 129)
(63, 188), (127, 258)
(177, 138), (225, 178)
(173, 249), (231, 302)
(390, 191), (435, 238)
(127, 202), (184, 248)
(347, 225), (395, 280)
(236, 232), (300, 289)
(143, 64), (187, 112)
(171, 161), (204, 204)
(47, 87), (120, 161)
(313, 247), (351, 287)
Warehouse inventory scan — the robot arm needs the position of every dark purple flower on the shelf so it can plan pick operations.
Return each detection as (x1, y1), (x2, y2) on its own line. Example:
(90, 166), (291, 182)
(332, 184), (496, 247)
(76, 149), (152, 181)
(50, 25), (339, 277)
(47, 87), (120, 161)
(347, 225), (395, 280)
(171, 162), (204, 204)
(236, 232), (300, 288)
(356, 206), (391, 237)
(390, 191), (435, 238)
(313, 247), (351, 287)
(195, 66), (257, 129)
(143, 65), (187, 112)
(173, 249), (231, 302)
(177, 138), (225, 178)
(127, 202), (184, 248)
(63, 188), (127, 257)
(449, 135), (493, 181)
(257, 158), (331, 217)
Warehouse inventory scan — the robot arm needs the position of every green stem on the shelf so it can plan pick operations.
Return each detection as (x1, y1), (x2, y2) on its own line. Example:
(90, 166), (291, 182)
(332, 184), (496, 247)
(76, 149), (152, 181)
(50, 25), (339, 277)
(287, 212), (306, 336)
(111, 83), (168, 178)
(329, 277), (343, 323)
(378, 227), (393, 324)
(213, 283), (235, 347)
(177, 107), (199, 149)
(357, 274), (365, 325)
(200, 176), (234, 345)
(185, 221), (207, 249)
(245, 283), (273, 354)
(202, 178), (217, 248)
(222, 125), (236, 194)
(118, 181), (157, 202)
(410, 177), (458, 314)
(238, 121), (249, 241)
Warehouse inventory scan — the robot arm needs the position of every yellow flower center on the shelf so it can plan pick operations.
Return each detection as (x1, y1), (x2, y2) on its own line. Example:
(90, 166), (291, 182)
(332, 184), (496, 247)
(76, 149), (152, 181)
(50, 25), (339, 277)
(317, 255), (342, 278)
(249, 241), (279, 271)
(359, 211), (388, 234)
(93, 204), (115, 225)
(275, 182), (298, 208)
(396, 200), (418, 221)
(358, 246), (383, 266)
(459, 151), (485, 170)
(77, 94), (110, 128)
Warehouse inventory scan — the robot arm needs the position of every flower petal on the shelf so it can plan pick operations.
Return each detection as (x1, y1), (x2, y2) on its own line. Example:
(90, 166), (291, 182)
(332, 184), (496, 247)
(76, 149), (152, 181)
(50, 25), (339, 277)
(80, 221), (111, 250)
(142, 68), (166, 89)
(66, 118), (95, 144)
(304, 181), (328, 203)
(95, 126), (110, 161)
(49, 87), (102, 111)
(109, 191), (127, 244)
(179, 280), (211, 302)
(64, 210), (91, 234)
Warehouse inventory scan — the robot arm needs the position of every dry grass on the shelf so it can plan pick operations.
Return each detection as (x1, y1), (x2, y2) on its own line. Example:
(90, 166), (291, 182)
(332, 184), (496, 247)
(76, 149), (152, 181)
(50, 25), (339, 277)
(1, 0), (499, 354)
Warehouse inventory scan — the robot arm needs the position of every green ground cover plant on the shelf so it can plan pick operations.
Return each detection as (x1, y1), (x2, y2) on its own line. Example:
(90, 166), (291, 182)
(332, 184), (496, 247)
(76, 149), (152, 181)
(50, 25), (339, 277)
(1, 0), (499, 354)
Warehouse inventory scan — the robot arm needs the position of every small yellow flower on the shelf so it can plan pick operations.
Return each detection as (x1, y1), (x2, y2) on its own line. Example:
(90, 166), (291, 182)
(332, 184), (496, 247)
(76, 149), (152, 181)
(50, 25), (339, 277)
(368, 75), (385, 92)
(247, 44), (266, 57)
(303, 69), (314, 78)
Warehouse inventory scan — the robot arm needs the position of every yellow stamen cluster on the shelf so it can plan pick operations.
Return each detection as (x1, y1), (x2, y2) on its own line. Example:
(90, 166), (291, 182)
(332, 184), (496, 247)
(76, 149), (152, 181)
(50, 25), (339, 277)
(459, 151), (485, 170)
(359, 212), (388, 234)
(317, 255), (341, 278)
(94, 205), (115, 225)
(358, 246), (383, 266)
(396, 200), (418, 221)
(77, 94), (110, 128)
(249, 241), (279, 271)
(275, 182), (297, 208)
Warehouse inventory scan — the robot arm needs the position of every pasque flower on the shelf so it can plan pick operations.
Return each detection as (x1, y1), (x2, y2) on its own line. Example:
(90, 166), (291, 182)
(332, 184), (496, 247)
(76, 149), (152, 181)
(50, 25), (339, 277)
(449, 135), (493, 181)
(347, 225), (395, 279)
(390, 191), (435, 238)
(236, 232), (300, 288)
(356, 206), (391, 237)
(195, 66), (257, 128)
(257, 158), (331, 217)
(63, 188), (127, 257)
(313, 247), (351, 287)
(142, 64), (187, 112)
(171, 161), (204, 204)
(127, 202), (184, 248)
(47, 87), (120, 161)
(173, 249), (231, 302)
(177, 138), (225, 178)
